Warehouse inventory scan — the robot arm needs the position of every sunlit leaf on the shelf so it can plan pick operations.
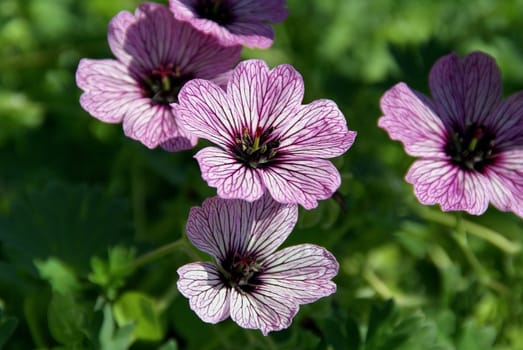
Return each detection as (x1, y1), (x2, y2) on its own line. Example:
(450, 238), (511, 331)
(113, 291), (163, 342)
(35, 257), (80, 294)
(88, 246), (135, 300)
(48, 292), (91, 348)
(99, 303), (134, 350)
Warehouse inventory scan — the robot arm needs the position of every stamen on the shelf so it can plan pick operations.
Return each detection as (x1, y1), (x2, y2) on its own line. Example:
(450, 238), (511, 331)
(140, 65), (192, 105)
(444, 123), (495, 172)
(231, 126), (280, 169)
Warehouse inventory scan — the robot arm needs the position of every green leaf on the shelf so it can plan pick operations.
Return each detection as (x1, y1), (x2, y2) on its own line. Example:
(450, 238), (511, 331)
(35, 257), (80, 294)
(113, 291), (164, 342)
(366, 299), (395, 345)
(48, 293), (91, 348)
(88, 246), (136, 300)
(0, 182), (132, 276)
(99, 304), (134, 350)
(364, 300), (451, 350)
(457, 321), (496, 350)
(157, 339), (178, 350)
(0, 308), (17, 349)
(0, 90), (43, 144)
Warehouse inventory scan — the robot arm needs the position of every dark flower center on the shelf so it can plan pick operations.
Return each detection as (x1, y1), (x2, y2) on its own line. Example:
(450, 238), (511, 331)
(231, 126), (280, 169)
(193, 0), (235, 26)
(444, 123), (496, 172)
(220, 253), (263, 293)
(140, 64), (192, 105)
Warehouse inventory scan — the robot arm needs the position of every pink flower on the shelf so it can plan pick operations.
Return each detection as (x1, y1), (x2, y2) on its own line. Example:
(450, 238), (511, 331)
(177, 194), (338, 335)
(169, 0), (288, 49)
(175, 59), (356, 209)
(379, 51), (523, 217)
(76, 2), (241, 151)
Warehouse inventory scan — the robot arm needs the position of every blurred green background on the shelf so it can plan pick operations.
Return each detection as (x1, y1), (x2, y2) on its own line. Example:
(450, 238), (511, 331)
(0, 0), (522, 349)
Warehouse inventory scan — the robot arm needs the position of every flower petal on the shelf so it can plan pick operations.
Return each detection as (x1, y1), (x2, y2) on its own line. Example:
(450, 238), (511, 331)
(228, 59), (270, 133)
(230, 285), (298, 335)
(461, 52), (503, 126)
(109, 3), (179, 73)
(227, 60), (305, 133)
(109, 2), (241, 79)
(107, 9), (136, 66)
(244, 195), (298, 260)
(261, 158), (341, 210)
(378, 82), (447, 158)
(169, 0), (287, 48)
(406, 159), (489, 215)
(429, 52), (502, 130)
(487, 91), (523, 149)
(223, 21), (274, 49)
(185, 194), (297, 261)
(280, 99), (356, 158)
(231, 0), (288, 22)
(484, 150), (523, 218)
(429, 52), (465, 130)
(177, 262), (230, 324)
(76, 59), (142, 123)
(262, 244), (338, 304)
(172, 26), (241, 80)
(122, 104), (196, 149)
(177, 79), (239, 147)
(194, 147), (264, 202)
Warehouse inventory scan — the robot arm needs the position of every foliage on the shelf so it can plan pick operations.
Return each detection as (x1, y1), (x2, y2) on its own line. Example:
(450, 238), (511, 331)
(0, 0), (522, 349)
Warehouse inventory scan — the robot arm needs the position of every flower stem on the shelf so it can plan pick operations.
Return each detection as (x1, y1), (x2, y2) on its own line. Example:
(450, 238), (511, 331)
(126, 238), (186, 272)
(452, 214), (509, 295)
(363, 267), (425, 307)
(415, 207), (520, 254)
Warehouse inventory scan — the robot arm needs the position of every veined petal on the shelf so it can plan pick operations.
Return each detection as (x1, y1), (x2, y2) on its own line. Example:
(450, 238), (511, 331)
(429, 53), (466, 130)
(109, 3), (180, 74)
(488, 91), (523, 149)
(122, 104), (196, 149)
(177, 262), (230, 324)
(177, 80), (240, 147)
(484, 150), (523, 218)
(230, 285), (298, 335)
(160, 130), (199, 152)
(461, 52), (503, 126)
(227, 60), (305, 132)
(231, 0), (288, 22)
(260, 63), (305, 129)
(262, 244), (338, 304)
(243, 194), (298, 260)
(185, 194), (297, 262)
(169, 0), (287, 49)
(228, 59), (269, 133)
(76, 59), (142, 123)
(261, 158), (341, 210)
(167, 22), (242, 79)
(379, 83), (447, 158)
(107, 10), (136, 67)
(429, 52), (502, 130)
(108, 2), (241, 82)
(194, 147), (264, 201)
(223, 21), (274, 49)
(280, 99), (356, 158)
(406, 159), (489, 215)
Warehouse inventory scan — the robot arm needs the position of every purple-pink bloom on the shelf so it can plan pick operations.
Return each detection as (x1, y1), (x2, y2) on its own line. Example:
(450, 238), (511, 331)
(177, 194), (338, 335)
(76, 2), (241, 151)
(169, 0), (288, 49)
(379, 52), (523, 217)
(175, 59), (357, 209)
